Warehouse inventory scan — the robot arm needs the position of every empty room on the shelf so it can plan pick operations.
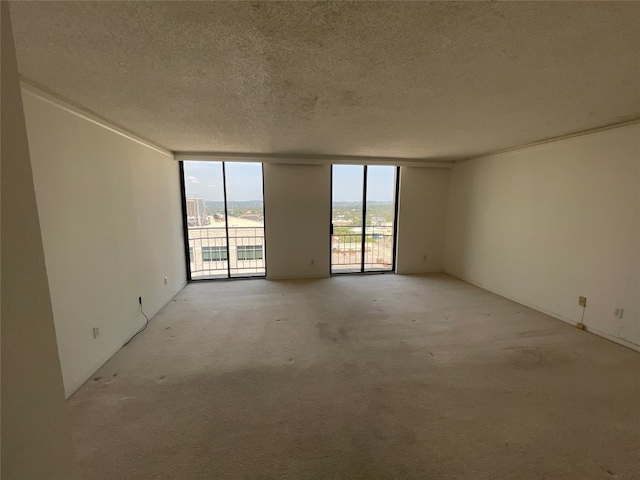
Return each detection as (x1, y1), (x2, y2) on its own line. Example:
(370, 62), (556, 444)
(2, 1), (639, 479)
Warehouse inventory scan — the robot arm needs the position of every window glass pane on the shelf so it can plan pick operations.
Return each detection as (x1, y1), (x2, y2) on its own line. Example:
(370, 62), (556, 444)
(183, 161), (228, 279)
(224, 163), (265, 277)
(364, 166), (396, 271)
(331, 165), (364, 273)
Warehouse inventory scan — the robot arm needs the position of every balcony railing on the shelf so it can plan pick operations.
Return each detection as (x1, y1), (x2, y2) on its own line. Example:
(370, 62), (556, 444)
(331, 225), (394, 272)
(188, 224), (393, 277)
(187, 226), (265, 278)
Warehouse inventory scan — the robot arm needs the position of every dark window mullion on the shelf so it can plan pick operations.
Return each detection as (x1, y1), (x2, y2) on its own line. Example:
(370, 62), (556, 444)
(361, 165), (367, 272)
(222, 162), (231, 278)
(330, 166), (334, 274)
(179, 162), (193, 281)
(392, 166), (400, 272)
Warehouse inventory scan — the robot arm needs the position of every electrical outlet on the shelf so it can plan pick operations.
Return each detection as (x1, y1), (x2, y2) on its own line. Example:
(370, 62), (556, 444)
(578, 296), (587, 307)
(614, 307), (624, 319)
(93, 327), (100, 339)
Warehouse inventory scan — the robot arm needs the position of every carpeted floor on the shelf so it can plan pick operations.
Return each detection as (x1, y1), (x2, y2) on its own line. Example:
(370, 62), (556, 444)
(68, 274), (640, 479)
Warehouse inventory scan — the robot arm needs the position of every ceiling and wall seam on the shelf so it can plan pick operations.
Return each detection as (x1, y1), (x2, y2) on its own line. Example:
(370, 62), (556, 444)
(456, 117), (640, 164)
(174, 152), (455, 168)
(20, 77), (638, 167)
(20, 78), (174, 159)
(20, 79), (453, 167)
(175, 114), (640, 165)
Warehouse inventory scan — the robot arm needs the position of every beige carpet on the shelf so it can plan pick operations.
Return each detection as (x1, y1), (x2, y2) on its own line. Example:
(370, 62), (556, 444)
(69, 274), (640, 479)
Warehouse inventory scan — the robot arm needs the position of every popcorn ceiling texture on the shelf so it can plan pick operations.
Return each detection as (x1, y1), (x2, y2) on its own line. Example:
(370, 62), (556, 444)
(10, 1), (640, 159)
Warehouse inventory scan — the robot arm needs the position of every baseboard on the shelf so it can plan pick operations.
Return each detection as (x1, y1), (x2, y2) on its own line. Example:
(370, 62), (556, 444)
(582, 325), (640, 352)
(64, 280), (188, 399)
(446, 274), (640, 353)
(266, 273), (330, 280)
(396, 269), (444, 275)
(64, 322), (142, 398)
(143, 280), (188, 320)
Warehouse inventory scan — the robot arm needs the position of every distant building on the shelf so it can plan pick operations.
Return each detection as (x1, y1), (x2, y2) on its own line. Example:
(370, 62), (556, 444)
(332, 218), (351, 225)
(186, 195), (206, 226)
(239, 213), (262, 222)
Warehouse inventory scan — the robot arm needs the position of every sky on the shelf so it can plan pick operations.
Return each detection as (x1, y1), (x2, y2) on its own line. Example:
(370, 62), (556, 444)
(184, 162), (263, 201)
(183, 162), (396, 202)
(332, 165), (395, 202)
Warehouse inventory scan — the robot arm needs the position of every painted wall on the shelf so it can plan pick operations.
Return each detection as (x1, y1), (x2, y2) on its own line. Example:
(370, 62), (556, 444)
(396, 167), (450, 273)
(23, 89), (187, 397)
(1, 3), (75, 478)
(263, 163), (331, 279)
(444, 124), (640, 349)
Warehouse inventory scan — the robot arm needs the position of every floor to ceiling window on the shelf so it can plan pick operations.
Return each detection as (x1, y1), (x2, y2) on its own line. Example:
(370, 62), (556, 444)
(181, 161), (265, 279)
(331, 165), (399, 273)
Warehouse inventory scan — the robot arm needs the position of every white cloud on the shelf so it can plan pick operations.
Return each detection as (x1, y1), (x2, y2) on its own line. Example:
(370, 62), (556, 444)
(187, 175), (200, 184)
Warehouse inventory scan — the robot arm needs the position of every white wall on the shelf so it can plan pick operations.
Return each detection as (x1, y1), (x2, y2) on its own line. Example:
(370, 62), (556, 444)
(396, 167), (450, 273)
(263, 163), (331, 279)
(23, 89), (187, 397)
(1, 3), (74, 477)
(444, 124), (640, 349)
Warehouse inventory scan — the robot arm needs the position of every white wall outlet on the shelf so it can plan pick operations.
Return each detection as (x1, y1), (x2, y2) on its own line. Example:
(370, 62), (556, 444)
(614, 307), (624, 319)
(164, 276), (168, 285)
(578, 296), (587, 307)
(92, 327), (100, 339)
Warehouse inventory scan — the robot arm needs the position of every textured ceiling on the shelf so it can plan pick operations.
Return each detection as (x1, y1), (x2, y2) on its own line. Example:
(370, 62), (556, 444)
(10, 1), (640, 160)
